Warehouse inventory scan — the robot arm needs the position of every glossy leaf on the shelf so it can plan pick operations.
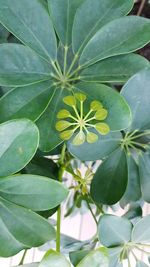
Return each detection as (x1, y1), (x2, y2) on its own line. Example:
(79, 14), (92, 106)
(39, 250), (71, 267)
(0, 174), (68, 211)
(108, 247), (123, 267)
(68, 131), (122, 161)
(75, 82), (132, 131)
(98, 215), (132, 247)
(121, 69), (150, 130)
(37, 88), (69, 152)
(81, 54), (149, 83)
(132, 215), (150, 244)
(120, 155), (141, 207)
(139, 153), (150, 203)
(0, 197), (55, 257)
(48, 0), (84, 46)
(0, 82), (54, 123)
(0, 44), (52, 87)
(91, 149), (128, 205)
(0, 0), (57, 62)
(70, 250), (89, 266)
(80, 16), (150, 67)
(76, 248), (109, 267)
(0, 119), (39, 177)
(72, 0), (133, 54)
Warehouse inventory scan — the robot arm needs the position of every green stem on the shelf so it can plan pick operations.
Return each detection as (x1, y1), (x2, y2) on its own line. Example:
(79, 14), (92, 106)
(67, 54), (79, 76)
(63, 46), (68, 75)
(56, 144), (66, 252)
(56, 61), (63, 76)
(19, 249), (28, 265)
(51, 61), (62, 78)
(85, 198), (98, 225)
(130, 131), (150, 141)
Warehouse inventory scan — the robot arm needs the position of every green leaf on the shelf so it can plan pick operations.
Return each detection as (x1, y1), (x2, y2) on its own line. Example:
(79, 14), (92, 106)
(72, 0), (133, 54)
(123, 204), (142, 220)
(68, 131), (122, 161)
(121, 69), (150, 130)
(37, 88), (69, 152)
(39, 250), (71, 267)
(48, 0), (84, 46)
(0, 197), (55, 257)
(0, 82), (54, 123)
(80, 16), (150, 67)
(139, 153), (150, 203)
(108, 247), (123, 267)
(90, 148), (128, 205)
(0, 44), (52, 87)
(0, 119), (39, 177)
(0, 0), (57, 62)
(75, 82), (132, 131)
(136, 261), (149, 267)
(18, 265), (39, 267)
(81, 54), (149, 83)
(120, 155), (141, 207)
(70, 250), (89, 266)
(132, 215), (150, 244)
(0, 24), (9, 40)
(76, 248), (109, 267)
(98, 215), (132, 247)
(0, 174), (68, 211)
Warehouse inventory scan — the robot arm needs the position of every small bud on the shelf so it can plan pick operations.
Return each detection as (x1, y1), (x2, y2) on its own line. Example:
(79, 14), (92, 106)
(73, 131), (85, 146)
(95, 109), (108, 120)
(57, 109), (71, 119)
(60, 130), (74, 140)
(91, 100), (103, 111)
(75, 93), (87, 102)
(86, 132), (98, 143)
(95, 123), (110, 135)
(55, 120), (71, 131)
(63, 96), (76, 106)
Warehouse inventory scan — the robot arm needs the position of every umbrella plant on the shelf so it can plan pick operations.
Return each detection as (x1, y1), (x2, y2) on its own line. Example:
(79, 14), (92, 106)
(0, 0), (150, 266)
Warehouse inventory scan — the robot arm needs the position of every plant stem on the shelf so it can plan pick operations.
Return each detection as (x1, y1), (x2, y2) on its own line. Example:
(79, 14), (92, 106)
(85, 198), (98, 225)
(56, 144), (66, 252)
(137, 0), (146, 16)
(19, 249), (28, 265)
(67, 54), (79, 76)
(63, 46), (68, 75)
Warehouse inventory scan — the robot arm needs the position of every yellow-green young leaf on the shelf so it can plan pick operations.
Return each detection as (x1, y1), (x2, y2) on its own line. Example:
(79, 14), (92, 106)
(63, 96), (76, 106)
(55, 120), (71, 132)
(95, 123), (110, 135)
(60, 130), (74, 140)
(77, 248), (109, 267)
(86, 132), (98, 143)
(57, 109), (71, 119)
(39, 250), (71, 267)
(91, 100), (103, 111)
(75, 93), (87, 102)
(95, 109), (108, 120)
(73, 131), (86, 146)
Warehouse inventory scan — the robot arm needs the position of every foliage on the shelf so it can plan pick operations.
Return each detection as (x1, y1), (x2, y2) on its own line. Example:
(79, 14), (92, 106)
(0, 0), (150, 266)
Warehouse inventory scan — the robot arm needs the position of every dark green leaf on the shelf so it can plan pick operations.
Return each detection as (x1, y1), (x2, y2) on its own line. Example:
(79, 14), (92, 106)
(0, 0), (57, 62)
(70, 250), (89, 266)
(75, 82), (132, 131)
(123, 204), (142, 220)
(139, 153), (150, 203)
(0, 119), (39, 177)
(68, 131), (122, 161)
(39, 250), (71, 267)
(72, 0), (133, 54)
(0, 197), (55, 256)
(0, 44), (52, 87)
(132, 215), (150, 244)
(48, 0), (84, 46)
(98, 215), (132, 247)
(80, 16), (150, 67)
(120, 156), (141, 207)
(90, 149), (128, 205)
(80, 54), (149, 83)
(0, 174), (68, 211)
(76, 248), (109, 267)
(0, 82), (54, 123)
(121, 69), (150, 130)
